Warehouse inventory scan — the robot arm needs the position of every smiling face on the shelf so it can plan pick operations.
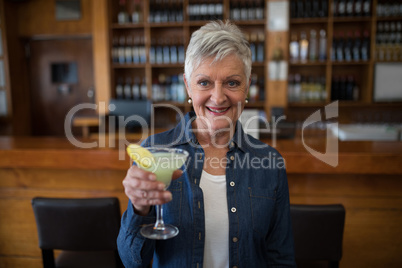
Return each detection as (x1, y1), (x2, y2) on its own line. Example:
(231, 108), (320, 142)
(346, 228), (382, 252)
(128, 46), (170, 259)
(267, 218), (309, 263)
(184, 54), (250, 137)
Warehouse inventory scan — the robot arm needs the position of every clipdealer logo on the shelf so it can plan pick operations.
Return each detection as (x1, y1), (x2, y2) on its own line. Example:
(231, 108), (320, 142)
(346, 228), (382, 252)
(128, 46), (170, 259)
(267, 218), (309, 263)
(301, 101), (339, 167)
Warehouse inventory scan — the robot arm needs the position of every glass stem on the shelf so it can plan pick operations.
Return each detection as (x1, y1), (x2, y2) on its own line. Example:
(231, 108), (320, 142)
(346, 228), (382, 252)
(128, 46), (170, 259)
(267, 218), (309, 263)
(154, 205), (165, 230)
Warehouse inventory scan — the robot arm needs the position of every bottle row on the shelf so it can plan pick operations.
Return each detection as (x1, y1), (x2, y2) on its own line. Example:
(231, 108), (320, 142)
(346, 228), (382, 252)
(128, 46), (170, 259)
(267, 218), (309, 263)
(289, 29), (327, 62)
(116, 77), (148, 100)
(188, 0), (223, 21)
(376, 21), (402, 45)
(290, 0), (328, 18)
(287, 74), (327, 102)
(247, 32), (265, 63)
(149, 0), (184, 23)
(376, 0), (402, 17)
(332, 0), (372, 17)
(149, 38), (186, 64)
(331, 76), (359, 101)
(376, 45), (402, 62)
(331, 30), (370, 62)
(151, 74), (187, 102)
(248, 74), (265, 102)
(112, 36), (146, 64)
(117, 0), (143, 24)
(230, 0), (265, 21)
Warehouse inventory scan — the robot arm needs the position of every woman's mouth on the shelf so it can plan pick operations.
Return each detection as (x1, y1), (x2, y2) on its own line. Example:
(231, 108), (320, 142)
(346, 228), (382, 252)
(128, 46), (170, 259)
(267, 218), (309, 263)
(206, 106), (230, 115)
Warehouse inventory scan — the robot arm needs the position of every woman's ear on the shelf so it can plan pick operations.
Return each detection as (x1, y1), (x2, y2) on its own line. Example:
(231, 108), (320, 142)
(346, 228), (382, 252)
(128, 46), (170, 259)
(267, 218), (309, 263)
(183, 73), (191, 98)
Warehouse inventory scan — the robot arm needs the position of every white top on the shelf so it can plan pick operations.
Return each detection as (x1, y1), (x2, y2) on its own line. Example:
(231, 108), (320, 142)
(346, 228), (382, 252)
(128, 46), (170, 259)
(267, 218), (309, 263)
(199, 170), (229, 268)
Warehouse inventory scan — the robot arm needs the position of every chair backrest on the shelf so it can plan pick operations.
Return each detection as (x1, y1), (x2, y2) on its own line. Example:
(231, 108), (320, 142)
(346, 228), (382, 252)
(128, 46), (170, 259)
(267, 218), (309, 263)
(32, 197), (121, 251)
(108, 99), (151, 131)
(290, 204), (346, 264)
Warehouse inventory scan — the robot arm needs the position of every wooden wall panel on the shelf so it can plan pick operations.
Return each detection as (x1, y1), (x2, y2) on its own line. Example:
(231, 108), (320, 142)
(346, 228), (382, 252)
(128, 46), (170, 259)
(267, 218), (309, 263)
(17, 0), (93, 37)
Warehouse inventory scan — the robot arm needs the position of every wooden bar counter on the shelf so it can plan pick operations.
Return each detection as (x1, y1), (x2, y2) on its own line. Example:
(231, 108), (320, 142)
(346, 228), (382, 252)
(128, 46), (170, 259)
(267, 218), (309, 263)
(0, 135), (401, 267)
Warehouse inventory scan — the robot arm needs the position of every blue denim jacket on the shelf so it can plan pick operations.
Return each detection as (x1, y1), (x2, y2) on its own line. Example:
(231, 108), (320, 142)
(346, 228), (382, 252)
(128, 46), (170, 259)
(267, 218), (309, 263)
(117, 112), (296, 267)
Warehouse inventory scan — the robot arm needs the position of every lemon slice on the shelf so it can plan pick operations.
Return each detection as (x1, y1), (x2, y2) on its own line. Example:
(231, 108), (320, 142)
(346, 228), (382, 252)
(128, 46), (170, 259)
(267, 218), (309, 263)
(126, 144), (154, 169)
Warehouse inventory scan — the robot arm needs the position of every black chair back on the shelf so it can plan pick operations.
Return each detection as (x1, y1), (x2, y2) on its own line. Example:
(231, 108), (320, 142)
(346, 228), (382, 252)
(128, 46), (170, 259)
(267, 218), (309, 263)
(32, 197), (122, 268)
(290, 204), (346, 268)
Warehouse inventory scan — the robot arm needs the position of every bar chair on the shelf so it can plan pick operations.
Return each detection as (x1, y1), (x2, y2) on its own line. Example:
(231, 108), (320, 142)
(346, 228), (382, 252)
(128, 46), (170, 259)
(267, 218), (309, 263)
(290, 204), (346, 268)
(31, 197), (123, 268)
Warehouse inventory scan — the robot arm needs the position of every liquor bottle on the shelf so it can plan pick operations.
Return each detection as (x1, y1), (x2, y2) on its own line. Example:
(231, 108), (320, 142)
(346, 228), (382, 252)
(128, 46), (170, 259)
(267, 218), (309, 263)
(131, 0), (142, 23)
(320, 0), (328, 17)
(352, 31), (361, 61)
(132, 77), (141, 100)
(363, 0), (371, 16)
(125, 36), (133, 63)
(170, 37), (178, 64)
(124, 78), (132, 99)
(132, 36), (139, 63)
(116, 78), (124, 99)
(255, 0), (263, 19)
(257, 33), (265, 62)
(346, 0), (354, 16)
(118, 0), (129, 24)
(294, 74), (302, 101)
(149, 38), (156, 64)
(160, 0), (169, 22)
(208, 0), (216, 20)
(200, 0), (208, 20)
(156, 38), (163, 64)
(247, 1), (256, 20)
(309, 29), (318, 61)
(337, 0), (346, 17)
(299, 31), (309, 63)
(344, 31), (353, 61)
(346, 76), (355, 100)
(176, 0), (184, 22)
(140, 77), (148, 100)
(319, 29), (327, 61)
(331, 36), (337, 61)
(215, 0), (223, 20)
(178, 37), (185, 63)
(112, 36), (119, 63)
(320, 76), (327, 101)
(332, 0), (339, 17)
(231, 0), (241, 20)
(339, 76), (347, 100)
(361, 30), (370, 60)
(289, 32), (300, 62)
(249, 74), (259, 101)
(250, 33), (257, 62)
(331, 76), (339, 100)
(312, 0), (320, 17)
(354, 0), (363, 16)
(336, 32), (344, 61)
(290, 0), (297, 18)
(118, 36), (126, 64)
(304, 0), (312, 18)
(163, 38), (170, 64)
(240, 0), (248, 20)
(297, 0), (304, 18)
(139, 36), (146, 63)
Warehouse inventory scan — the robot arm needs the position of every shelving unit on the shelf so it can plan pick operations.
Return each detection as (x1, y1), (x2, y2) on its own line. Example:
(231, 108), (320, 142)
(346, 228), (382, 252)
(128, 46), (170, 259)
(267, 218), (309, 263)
(106, 0), (401, 127)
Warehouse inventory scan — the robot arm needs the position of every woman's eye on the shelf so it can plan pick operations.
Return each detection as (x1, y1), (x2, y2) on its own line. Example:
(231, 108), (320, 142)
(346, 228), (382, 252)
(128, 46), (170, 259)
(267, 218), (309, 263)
(227, 80), (240, 88)
(199, 80), (209, 87)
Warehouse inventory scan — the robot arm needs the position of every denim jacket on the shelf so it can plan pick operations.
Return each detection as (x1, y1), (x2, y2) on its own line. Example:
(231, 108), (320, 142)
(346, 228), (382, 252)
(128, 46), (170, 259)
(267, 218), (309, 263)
(117, 112), (296, 268)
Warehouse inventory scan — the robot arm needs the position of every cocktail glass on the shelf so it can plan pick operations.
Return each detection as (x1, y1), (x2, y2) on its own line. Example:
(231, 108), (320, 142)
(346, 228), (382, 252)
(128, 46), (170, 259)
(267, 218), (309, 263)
(133, 147), (189, 240)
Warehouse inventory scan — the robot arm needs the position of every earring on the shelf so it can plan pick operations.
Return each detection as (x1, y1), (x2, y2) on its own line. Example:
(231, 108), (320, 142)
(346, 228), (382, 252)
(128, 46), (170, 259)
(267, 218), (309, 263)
(188, 98), (192, 104)
(245, 98), (249, 104)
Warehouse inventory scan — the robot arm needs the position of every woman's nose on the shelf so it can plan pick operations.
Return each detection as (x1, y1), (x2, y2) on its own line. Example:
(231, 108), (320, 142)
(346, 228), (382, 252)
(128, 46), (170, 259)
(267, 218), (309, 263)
(210, 83), (227, 104)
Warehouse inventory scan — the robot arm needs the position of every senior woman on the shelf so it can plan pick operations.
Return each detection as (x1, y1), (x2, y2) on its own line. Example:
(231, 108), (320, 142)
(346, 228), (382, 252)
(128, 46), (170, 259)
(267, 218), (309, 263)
(117, 20), (296, 267)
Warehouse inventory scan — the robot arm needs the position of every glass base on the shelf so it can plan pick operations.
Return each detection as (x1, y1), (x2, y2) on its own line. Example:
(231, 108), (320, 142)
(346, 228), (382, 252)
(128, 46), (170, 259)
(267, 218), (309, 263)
(140, 224), (179, 240)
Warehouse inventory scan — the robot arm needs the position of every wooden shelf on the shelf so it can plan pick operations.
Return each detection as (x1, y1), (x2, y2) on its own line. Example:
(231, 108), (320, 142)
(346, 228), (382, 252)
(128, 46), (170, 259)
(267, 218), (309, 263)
(289, 18), (329, 24)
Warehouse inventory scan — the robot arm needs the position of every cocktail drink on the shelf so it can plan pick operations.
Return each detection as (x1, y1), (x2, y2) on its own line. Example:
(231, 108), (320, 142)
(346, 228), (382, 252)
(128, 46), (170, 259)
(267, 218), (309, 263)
(127, 145), (189, 239)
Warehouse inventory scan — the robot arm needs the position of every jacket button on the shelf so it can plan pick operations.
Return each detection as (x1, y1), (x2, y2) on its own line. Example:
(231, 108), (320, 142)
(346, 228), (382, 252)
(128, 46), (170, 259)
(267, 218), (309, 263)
(230, 155), (235, 161)
(230, 181), (235, 187)
(232, 237), (238, 242)
(231, 207), (236, 213)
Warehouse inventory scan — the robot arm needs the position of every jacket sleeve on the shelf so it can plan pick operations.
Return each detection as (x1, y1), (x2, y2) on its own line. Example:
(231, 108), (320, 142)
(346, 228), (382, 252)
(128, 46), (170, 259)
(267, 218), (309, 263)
(117, 200), (156, 268)
(266, 166), (297, 267)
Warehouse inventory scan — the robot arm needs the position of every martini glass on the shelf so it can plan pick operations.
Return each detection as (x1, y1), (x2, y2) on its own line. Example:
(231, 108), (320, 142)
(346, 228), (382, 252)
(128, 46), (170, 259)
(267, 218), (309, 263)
(135, 147), (189, 240)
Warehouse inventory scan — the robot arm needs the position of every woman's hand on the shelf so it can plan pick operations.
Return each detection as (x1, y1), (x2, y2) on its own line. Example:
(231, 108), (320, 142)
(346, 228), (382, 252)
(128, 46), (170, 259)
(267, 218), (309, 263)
(122, 166), (183, 216)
